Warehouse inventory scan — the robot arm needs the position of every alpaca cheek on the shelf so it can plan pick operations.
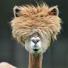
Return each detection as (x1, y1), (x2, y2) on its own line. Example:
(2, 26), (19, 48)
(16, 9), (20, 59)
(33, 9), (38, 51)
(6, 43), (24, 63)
(25, 40), (34, 53)
(41, 38), (51, 53)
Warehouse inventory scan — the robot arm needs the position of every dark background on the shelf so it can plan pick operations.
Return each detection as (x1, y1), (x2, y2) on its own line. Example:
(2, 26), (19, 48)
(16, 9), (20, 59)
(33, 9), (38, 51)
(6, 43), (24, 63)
(0, 0), (68, 68)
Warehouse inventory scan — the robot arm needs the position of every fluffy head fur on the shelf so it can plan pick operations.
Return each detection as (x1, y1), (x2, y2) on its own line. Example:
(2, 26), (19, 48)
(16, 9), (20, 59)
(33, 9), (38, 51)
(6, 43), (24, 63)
(10, 4), (61, 46)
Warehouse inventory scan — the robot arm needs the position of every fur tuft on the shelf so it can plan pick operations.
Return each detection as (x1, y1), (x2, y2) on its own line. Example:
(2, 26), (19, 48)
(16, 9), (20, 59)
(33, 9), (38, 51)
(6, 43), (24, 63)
(10, 3), (61, 44)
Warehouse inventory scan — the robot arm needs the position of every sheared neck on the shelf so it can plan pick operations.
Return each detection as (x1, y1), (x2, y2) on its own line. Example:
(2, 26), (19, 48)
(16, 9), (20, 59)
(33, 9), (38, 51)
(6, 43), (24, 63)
(28, 53), (43, 68)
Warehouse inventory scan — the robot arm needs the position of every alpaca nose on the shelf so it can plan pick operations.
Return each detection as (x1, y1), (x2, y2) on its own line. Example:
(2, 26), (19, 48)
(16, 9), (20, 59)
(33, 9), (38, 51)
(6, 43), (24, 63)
(32, 39), (39, 44)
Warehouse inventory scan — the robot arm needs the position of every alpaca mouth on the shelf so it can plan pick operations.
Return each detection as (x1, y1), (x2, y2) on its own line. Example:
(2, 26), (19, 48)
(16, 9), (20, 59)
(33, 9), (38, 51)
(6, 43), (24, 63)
(33, 49), (39, 52)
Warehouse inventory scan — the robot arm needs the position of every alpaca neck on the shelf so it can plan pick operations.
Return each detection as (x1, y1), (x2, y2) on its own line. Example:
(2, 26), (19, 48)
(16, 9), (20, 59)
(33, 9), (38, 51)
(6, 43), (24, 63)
(28, 53), (43, 68)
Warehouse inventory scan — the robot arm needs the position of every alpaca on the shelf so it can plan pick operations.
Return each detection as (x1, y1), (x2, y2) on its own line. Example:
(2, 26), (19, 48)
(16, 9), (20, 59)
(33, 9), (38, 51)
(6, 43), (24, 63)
(10, 3), (61, 68)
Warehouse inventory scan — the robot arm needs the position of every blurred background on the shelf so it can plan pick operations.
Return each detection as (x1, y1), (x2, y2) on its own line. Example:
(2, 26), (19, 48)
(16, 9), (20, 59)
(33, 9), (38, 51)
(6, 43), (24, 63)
(0, 0), (68, 68)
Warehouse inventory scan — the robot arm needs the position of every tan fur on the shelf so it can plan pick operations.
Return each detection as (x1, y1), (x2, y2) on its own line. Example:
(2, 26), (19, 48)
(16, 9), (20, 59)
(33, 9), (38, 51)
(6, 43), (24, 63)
(11, 4), (61, 45)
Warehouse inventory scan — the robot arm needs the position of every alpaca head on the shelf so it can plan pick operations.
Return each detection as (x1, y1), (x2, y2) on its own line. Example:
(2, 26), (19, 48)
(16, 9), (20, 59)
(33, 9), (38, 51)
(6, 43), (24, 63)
(11, 4), (61, 54)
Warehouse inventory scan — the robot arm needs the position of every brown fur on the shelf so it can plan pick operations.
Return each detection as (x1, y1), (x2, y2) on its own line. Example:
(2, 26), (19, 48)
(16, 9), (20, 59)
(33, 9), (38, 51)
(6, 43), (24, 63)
(11, 4), (61, 45)
(29, 54), (43, 68)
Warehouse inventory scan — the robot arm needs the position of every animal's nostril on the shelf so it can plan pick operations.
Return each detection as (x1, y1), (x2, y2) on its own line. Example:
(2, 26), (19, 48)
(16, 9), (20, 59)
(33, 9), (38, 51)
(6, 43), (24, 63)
(32, 39), (39, 44)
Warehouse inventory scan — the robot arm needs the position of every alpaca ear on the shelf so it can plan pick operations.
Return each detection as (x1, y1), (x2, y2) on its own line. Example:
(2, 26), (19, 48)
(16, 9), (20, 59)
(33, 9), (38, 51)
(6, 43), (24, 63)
(13, 6), (21, 17)
(48, 6), (59, 16)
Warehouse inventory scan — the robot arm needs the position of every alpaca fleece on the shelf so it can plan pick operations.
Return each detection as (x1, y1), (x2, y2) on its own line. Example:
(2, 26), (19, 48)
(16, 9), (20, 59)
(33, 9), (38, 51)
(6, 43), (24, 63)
(11, 4), (61, 45)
